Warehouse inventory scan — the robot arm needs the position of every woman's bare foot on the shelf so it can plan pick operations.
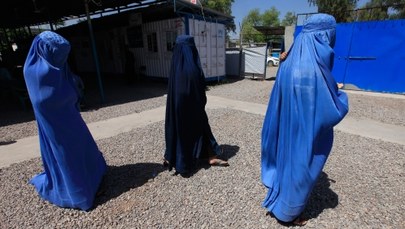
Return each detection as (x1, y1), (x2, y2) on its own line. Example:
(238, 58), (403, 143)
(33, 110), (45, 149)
(208, 156), (229, 167)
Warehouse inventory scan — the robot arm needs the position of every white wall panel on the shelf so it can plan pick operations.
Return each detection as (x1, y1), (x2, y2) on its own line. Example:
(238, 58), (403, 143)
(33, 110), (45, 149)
(188, 19), (226, 79)
(119, 17), (227, 79)
(135, 18), (185, 78)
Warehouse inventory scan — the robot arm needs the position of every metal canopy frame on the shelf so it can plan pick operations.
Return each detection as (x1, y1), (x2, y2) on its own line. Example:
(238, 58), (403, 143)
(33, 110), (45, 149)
(253, 26), (285, 36)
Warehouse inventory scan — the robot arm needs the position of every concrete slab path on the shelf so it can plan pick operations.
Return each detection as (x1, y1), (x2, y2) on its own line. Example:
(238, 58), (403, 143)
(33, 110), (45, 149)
(1, 94), (404, 168)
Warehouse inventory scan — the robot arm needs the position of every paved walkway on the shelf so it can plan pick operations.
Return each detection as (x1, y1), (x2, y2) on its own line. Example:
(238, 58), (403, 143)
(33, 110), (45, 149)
(1, 94), (405, 168)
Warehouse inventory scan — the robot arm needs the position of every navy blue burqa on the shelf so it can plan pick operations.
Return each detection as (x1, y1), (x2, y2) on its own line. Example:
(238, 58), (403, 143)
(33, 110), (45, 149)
(261, 14), (349, 222)
(24, 31), (106, 210)
(164, 35), (221, 175)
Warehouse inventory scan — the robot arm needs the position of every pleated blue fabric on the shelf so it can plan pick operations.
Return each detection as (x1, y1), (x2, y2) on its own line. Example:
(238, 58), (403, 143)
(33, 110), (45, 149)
(261, 14), (349, 222)
(24, 31), (106, 211)
(164, 35), (221, 175)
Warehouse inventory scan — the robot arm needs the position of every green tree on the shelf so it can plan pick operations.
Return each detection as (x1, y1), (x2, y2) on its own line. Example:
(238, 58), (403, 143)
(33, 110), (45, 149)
(357, 0), (405, 20)
(240, 8), (281, 43)
(262, 7), (280, 26)
(388, 0), (405, 18)
(241, 9), (264, 43)
(202, 0), (233, 15)
(200, 0), (236, 34)
(242, 8), (262, 26)
(308, 0), (358, 22)
(281, 12), (297, 26)
(357, 0), (389, 20)
(241, 22), (264, 43)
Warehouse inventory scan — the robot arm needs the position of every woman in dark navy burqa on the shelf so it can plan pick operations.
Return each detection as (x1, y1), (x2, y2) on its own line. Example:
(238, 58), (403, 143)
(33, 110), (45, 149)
(24, 31), (106, 211)
(164, 35), (228, 176)
(261, 14), (349, 225)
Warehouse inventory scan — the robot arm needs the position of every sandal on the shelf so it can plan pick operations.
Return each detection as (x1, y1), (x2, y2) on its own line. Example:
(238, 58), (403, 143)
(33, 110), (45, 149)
(96, 188), (106, 197)
(266, 212), (307, 226)
(292, 217), (308, 226)
(163, 158), (170, 167)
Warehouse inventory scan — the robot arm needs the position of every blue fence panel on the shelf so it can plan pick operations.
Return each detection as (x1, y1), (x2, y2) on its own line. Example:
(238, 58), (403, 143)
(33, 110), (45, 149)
(332, 23), (354, 83)
(342, 20), (405, 93)
(295, 19), (405, 93)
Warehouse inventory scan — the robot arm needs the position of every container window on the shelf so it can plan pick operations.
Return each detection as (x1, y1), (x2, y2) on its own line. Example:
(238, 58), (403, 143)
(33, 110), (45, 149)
(147, 32), (158, 53)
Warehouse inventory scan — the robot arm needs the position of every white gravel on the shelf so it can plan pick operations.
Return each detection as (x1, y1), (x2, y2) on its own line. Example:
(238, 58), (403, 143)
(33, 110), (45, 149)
(0, 70), (404, 228)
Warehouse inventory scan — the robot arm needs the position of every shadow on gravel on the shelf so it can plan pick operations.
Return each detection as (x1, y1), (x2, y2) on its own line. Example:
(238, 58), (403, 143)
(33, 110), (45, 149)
(0, 75), (239, 127)
(0, 75), (169, 127)
(206, 76), (244, 89)
(177, 144), (240, 178)
(304, 172), (339, 220)
(0, 140), (17, 145)
(70, 76), (169, 113)
(268, 172), (338, 227)
(93, 163), (166, 207)
(220, 144), (239, 161)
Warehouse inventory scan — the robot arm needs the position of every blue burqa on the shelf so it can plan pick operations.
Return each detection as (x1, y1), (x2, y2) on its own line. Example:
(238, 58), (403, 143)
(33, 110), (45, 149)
(24, 31), (106, 211)
(261, 14), (349, 222)
(164, 35), (221, 175)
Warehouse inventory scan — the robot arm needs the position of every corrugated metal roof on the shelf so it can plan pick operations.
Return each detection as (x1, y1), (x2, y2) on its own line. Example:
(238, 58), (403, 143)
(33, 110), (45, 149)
(253, 26), (285, 36)
(0, 0), (154, 29)
(0, 0), (233, 29)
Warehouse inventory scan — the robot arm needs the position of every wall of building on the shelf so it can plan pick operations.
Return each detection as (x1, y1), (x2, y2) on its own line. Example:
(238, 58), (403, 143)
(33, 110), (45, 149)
(188, 18), (226, 80)
(128, 17), (184, 79)
(69, 13), (227, 81)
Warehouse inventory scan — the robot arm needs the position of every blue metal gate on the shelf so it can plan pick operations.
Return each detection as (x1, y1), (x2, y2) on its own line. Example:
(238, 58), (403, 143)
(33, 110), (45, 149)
(296, 19), (405, 94)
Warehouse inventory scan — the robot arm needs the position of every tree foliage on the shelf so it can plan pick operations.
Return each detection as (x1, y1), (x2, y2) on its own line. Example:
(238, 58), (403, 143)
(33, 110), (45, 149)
(308, 0), (358, 22)
(389, 0), (405, 18)
(243, 9), (262, 26)
(357, 0), (389, 20)
(262, 7), (281, 26)
(357, 0), (405, 20)
(281, 12), (297, 26)
(240, 7), (280, 43)
(241, 9), (264, 42)
(201, 0), (233, 15)
(200, 0), (236, 33)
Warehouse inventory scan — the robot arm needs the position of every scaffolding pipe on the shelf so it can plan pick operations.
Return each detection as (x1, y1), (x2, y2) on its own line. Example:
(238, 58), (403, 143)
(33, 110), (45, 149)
(84, 0), (105, 104)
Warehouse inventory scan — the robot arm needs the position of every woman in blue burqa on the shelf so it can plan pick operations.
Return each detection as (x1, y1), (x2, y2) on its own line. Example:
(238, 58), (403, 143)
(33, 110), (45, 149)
(164, 35), (229, 176)
(261, 14), (349, 225)
(24, 31), (106, 211)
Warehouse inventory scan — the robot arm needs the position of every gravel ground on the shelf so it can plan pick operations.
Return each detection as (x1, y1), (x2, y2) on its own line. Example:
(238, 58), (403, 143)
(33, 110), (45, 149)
(0, 68), (404, 228)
